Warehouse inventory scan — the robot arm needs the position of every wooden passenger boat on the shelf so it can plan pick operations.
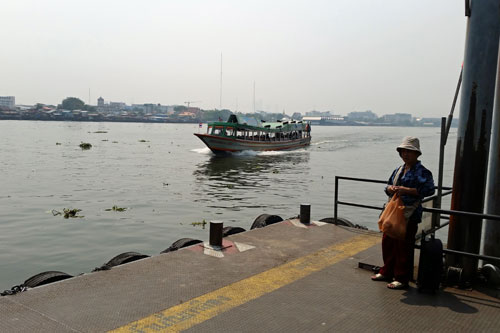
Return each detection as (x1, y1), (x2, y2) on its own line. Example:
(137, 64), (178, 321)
(194, 115), (311, 155)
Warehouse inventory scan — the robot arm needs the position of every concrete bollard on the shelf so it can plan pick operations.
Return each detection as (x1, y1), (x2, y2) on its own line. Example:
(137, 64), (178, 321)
(209, 220), (223, 247)
(300, 204), (311, 224)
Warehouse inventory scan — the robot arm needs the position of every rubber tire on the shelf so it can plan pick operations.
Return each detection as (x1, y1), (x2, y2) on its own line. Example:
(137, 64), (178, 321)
(23, 271), (73, 288)
(161, 238), (203, 253)
(222, 226), (246, 237)
(250, 214), (283, 229)
(104, 252), (150, 267)
(319, 217), (355, 227)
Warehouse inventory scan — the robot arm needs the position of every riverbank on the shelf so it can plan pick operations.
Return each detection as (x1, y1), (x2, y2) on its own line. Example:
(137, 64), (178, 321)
(0, 111), (452, 127)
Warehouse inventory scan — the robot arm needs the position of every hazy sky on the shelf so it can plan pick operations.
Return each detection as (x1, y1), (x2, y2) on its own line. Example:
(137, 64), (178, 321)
(1, 0), (466, 117)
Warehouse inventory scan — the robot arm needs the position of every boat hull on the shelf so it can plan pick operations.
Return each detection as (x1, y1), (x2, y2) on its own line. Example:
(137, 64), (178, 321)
(194, 133), (311, 155)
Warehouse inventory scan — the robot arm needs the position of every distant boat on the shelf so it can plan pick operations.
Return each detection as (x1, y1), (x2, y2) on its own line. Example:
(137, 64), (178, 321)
(194, 115), (311, 155)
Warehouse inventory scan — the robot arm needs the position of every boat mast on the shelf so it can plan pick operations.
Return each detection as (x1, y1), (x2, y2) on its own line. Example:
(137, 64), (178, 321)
(219, 53), (222, 110)
(253, 81), (256, 113)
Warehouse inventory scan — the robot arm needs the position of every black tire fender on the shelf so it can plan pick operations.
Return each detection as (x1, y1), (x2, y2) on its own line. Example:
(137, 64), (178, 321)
(250, 214), (283, 229)
(93, 252), (150, 271)
(222, 226), (246, 237)
(319, 217), (355, 227)
(161, 238), (203, 253)
(23, 271), (73, 288)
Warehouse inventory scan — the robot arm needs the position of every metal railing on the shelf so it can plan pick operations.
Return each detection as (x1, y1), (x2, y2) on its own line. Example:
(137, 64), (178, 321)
(333, 176), (452, 223)
(334, 175), (500, 264)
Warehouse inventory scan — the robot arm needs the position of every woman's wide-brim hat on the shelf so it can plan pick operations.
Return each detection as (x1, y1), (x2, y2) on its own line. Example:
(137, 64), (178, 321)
(397, 136), (422, 156)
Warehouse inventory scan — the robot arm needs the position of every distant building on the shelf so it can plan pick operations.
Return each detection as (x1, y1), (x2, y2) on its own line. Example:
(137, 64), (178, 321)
(109, 102), (126, 113)
(291, 112), (302, 120)
(96, 97), (127, 113)
(303, 115), (346, 125)
(166, 106), (176, 115)
(347, 110), (378, 122)
(178, 111), (197, 118)
(305, 110), (333, 117)
(416, 117), (444, 127)
(302, 116), (322, 125)
(97, 97), (105, 112)
(381, 113), (413, 125)
(0, 96), (15, 109)
(131, 103), (172, 115)
(185, 107), (201, 117)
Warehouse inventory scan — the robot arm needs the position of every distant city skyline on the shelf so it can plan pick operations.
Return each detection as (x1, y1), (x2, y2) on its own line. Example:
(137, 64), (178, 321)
(1, 0), (466, 117)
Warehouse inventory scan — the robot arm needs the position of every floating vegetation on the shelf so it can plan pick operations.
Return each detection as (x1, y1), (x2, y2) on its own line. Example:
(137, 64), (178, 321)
(102, 139), (108, 142)
(94, 131), (108, 133)
(272, 170), (280, 174)
(105, 205), (127, 212)
(191, 219), (207, 229)
(56, 142), (62, 145)
(138, 139), (149, 143)
(112, 141), (118, 143)
(52, 208), (84, 219)
(79, 142), (92, 150)
(227, 184), (234, 189)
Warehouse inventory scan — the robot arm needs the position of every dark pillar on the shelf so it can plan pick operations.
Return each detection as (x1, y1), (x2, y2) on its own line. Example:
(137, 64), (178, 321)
(447, 0), (500, 283)
(484, 49), (500, 261)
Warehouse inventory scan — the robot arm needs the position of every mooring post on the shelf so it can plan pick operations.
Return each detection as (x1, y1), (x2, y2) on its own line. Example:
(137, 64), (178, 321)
(300, 204), (311, 224)
(447, 0), (500, 284)
(209, 220), (223, 247)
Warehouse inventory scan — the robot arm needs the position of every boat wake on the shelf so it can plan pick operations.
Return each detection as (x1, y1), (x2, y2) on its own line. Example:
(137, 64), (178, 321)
(191, 147), (212, 154)
(311, 140), (337, 146)
(191, 147), (308, 157)
(257, 149), (308, 156)
(232, 149), (308, 157)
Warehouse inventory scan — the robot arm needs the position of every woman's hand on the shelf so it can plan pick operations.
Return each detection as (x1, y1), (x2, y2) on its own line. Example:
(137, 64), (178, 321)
(387, 185), (397, 195)
(388, 186), (418, 196)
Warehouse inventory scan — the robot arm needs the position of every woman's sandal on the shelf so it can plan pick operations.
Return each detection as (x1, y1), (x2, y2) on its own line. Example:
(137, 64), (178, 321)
(371, 273), (388, 281)
(387, 281), (408, 290)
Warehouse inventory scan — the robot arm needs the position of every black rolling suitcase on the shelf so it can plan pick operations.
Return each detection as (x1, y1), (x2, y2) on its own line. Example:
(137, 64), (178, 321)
(417, 233), (443, 293)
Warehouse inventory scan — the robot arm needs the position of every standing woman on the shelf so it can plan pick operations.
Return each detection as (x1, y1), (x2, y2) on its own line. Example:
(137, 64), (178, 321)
(371, 136), (435, 289)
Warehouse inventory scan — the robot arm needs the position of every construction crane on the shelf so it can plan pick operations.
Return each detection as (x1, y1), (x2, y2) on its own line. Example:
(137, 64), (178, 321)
(184, 101), (201, 107)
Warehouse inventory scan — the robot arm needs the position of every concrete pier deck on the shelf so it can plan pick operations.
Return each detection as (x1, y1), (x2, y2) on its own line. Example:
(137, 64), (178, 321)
(1, 220), (499, 332)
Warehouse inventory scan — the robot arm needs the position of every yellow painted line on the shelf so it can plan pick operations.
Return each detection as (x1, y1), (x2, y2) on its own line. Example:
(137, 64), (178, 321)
(109, 233), (380, 333)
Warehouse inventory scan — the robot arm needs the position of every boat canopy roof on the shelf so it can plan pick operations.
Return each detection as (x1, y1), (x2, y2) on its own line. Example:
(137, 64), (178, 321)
(208, 114), (306, 132)
(228, 114), (261, 127)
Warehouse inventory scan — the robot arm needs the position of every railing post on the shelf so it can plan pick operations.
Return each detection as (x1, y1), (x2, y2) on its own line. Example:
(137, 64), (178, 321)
(334, 176), (339, 223)
(433, 117), (446, 229)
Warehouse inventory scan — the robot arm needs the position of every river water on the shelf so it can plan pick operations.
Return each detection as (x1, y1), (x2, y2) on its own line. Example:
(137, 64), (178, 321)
(0, 120), (457, 289)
